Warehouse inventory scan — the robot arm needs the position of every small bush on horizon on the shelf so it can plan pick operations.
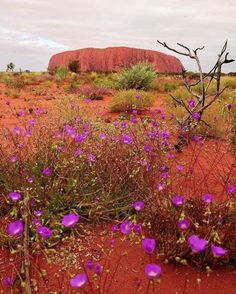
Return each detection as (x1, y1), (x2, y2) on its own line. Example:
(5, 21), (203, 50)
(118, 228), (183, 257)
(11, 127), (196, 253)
(110, 89), (155, 112)
(68, 60), (80, 73)
(117, 62), (157, 91)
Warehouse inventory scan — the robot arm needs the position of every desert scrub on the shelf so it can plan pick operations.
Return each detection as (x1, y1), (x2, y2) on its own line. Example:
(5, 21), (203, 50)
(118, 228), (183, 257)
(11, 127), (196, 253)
(110, 90), (155, 112)
(165, 86), (233, 138)
(93, 73), (118, 89)
(117, 62), (157, 90)
(68, 60), (80, 73)
(79, 85), (111, 100)
(0, 110), (170, 222)
(221, 76), (236, 90)
(55, 66), (69, 84)
(228, 91), (236, 154)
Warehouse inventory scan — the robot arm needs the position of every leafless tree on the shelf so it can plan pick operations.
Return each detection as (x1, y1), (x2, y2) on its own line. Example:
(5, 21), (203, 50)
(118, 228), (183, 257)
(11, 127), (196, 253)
(157, 40), (235, 151)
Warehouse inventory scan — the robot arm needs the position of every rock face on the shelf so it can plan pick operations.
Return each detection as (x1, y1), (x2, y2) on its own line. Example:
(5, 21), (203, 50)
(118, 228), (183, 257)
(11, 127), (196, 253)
(48, 47), (184, 73)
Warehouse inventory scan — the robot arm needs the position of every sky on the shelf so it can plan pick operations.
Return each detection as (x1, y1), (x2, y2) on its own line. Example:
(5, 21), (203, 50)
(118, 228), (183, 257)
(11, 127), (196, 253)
(0, 0), (236, 72)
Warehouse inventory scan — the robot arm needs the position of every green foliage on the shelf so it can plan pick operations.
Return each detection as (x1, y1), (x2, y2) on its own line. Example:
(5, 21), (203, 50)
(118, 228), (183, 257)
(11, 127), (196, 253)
(163, 81), (178, 92)
(55, 67), (69, 83)
(93, 73), (118, 89)
(68, 60), (80, 73)
(117, 62), (157, 91)
(110, 89), (155, 112)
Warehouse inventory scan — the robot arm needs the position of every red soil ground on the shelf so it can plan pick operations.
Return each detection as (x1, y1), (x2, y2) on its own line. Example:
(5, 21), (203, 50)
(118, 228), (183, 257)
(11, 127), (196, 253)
(0, 79), (236, 293)
(1, 223), (236, 293)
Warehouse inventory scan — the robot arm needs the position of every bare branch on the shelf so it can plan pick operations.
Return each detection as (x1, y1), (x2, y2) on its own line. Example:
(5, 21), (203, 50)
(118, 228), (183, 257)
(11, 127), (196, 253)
(157, 40), (191, 57)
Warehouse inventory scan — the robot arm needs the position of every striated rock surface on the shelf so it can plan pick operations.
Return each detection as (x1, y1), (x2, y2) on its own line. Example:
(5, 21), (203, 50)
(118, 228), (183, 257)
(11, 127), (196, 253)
(48, 46), (184, 73)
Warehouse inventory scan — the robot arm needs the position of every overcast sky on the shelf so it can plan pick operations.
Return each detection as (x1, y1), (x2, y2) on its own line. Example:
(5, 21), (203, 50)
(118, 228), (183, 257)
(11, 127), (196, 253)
(0, 0), (235, 72)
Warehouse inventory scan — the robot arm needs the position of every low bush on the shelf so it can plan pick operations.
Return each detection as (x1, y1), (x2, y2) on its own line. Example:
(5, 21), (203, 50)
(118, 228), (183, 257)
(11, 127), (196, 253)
(165, 86), (233, 138)
(55, 67), (69, 84)
(68, 60), (80, 73)
(79, 85), (111, 100)
(110, 89), (155, 112)
(93, 73), (118, 89)
(117, 62), (156, 91)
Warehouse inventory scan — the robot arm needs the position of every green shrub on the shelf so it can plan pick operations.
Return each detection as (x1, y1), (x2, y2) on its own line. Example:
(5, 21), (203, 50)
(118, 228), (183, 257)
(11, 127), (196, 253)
(110, 89), (155, 112)
(163, 81), (178, 92)
(93, 73), (118, 89)
(68, 60), (80, 73)
(117, 62), (156, 91)
(55, 67), (69, 83)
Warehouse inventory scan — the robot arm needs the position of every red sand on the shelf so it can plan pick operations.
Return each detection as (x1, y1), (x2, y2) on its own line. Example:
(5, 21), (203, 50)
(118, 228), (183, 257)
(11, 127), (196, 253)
(0, 223), (236, 293)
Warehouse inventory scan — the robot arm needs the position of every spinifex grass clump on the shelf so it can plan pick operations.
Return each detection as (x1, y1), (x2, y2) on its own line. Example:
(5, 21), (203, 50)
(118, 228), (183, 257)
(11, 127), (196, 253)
(117, 62), (157, 91)
(110, 89), (155, 112)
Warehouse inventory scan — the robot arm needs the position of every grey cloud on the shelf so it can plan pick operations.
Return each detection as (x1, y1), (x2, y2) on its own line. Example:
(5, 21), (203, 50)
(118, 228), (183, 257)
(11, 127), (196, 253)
(0, 0), (235, 72)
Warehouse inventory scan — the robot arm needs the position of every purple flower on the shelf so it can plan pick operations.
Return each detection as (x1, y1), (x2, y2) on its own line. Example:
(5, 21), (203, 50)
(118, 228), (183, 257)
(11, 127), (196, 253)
(227, 185), (236, 194)
(188, 235), (207, 253)
(70, 273), (87, 288)
(162, 130), (170, 140)
(142, 238), (156, 254)
(176, 164), (184, 171)
(32, 218), (41, 226)
(193, 135), (201, 141)
(9, 155), (18, 162)
(177, 219), (190, 230)
(172, 195), (185, 207)
(156, 183), (165, 191)
(12, 126), (21, 135)
(34, 210), (43, 217)
(132, 201), (144, 212)
(86, 259), (93, 270)
(74, 148), (83, 157)
(160, 172), (169, 179)
(95, 264), (103, 275)
(37, 226), (53, 239)
(192, 112), (201, 120)
(145, 264), (161, 279)
(42, 167), (52, 177)
(202, 193), (213, 204)
(7, 220), (24, 237)
(35, 108), (44, 115)
(9, 191), (21, 202)
(120, 221), (132, 235)
(144, 144), (152, 152)
(87, 153), (96, 162)
(5, 276), (12, 286)
(131, 117), (138, 124)
(99, 133), (107, 140)
(62, 213), (80, 228)
(211, 245), (227, 257)
(27, 177), (33, 183)
(112, 224), (119, 232)
(122, 134), (133, 145)
(226, 103), (232, 110)
(28, 118), (36, 126)
(120, 121), (127, 129)
(135, 94), (141, 99)
(133, 224), (142, 233)
(188, 99), (196, 108)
